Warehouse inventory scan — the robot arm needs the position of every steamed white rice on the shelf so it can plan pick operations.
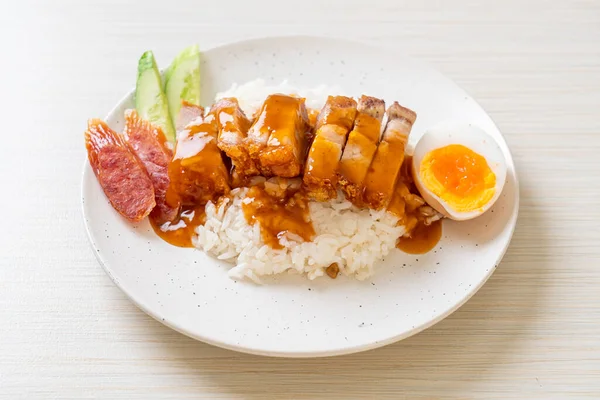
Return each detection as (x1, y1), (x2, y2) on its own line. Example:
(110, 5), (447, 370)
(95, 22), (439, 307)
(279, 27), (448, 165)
(195, 188), (405, 283)
(193, 80), (406, 283)
(216, 79), (344, 118)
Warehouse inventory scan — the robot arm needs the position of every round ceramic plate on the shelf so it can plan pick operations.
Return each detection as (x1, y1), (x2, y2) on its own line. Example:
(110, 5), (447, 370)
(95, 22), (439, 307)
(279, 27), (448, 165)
(82, 36), (519, 357)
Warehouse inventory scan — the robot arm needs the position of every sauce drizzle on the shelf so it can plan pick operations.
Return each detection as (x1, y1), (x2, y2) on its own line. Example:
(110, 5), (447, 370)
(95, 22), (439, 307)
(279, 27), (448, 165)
(149, 207), (206, 248)
(241, 184), (315, 249)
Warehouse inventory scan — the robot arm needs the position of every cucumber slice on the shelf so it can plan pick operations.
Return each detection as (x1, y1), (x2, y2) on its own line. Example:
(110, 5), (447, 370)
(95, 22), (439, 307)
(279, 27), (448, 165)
(135, 51), (176, 142)
(164, 45), (201, 125)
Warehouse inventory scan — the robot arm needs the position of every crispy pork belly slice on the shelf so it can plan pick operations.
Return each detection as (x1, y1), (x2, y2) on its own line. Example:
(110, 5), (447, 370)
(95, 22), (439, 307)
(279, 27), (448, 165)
(307, 108), (320, 131)
(249, 94), (310, 177)
(315, 95), (357, 131)
(213, 97), (259, 176)
(303, 96), (357, 201)
(176, 101), (205, 135)
(167, 111), (230, 207)
(363, 102), (417, 209)
(337, 95), (385, 204)
(245, 95), (282, 168)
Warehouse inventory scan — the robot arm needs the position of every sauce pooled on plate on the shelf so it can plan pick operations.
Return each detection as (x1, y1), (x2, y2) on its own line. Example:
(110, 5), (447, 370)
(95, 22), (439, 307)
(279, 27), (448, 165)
(150, 206), (207, 248)
(388, 156), (443, 254)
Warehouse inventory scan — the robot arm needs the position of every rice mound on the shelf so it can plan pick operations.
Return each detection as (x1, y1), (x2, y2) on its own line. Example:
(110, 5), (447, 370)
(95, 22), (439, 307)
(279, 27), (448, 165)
(195, 188), (405, 283)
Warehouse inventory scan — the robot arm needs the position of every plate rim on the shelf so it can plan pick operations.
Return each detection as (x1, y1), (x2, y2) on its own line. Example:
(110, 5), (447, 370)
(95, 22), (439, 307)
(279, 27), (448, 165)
(81, 34), (520, 358)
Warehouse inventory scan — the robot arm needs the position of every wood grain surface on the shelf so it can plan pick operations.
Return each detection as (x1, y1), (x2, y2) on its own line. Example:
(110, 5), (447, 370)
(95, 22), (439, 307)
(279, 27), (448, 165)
(1, 0), (599, 398)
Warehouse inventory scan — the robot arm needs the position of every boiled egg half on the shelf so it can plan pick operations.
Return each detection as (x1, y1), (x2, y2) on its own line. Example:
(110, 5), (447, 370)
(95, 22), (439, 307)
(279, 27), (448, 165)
(412, 122), (507, 221)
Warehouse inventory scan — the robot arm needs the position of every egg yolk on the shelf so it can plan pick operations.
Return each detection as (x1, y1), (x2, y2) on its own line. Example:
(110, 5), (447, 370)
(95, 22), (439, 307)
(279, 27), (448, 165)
(420, 144), (496, 212)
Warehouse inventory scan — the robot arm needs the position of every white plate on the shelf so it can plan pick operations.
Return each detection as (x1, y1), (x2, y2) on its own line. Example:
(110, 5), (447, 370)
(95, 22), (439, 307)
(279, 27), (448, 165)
(82, 36), (519, 357)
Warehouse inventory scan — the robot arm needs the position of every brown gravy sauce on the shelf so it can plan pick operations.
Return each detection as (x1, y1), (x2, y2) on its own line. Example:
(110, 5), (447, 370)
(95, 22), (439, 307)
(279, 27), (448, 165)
(150, 207), (206, 248)
(389, 156), (443, 254)
(241, 184), (315, 250)
(397, 219), (442, 254)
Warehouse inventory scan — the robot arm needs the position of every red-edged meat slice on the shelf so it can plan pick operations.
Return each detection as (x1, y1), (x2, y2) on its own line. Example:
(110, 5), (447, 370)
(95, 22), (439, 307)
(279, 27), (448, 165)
(85, 119), (155, 222)
(176, 101), (205, 134)
(124, 109), (179, 225)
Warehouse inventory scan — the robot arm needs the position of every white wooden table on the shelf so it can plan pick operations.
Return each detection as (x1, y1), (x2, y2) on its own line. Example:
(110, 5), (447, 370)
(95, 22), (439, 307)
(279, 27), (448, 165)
(2, 0), (599, 398)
